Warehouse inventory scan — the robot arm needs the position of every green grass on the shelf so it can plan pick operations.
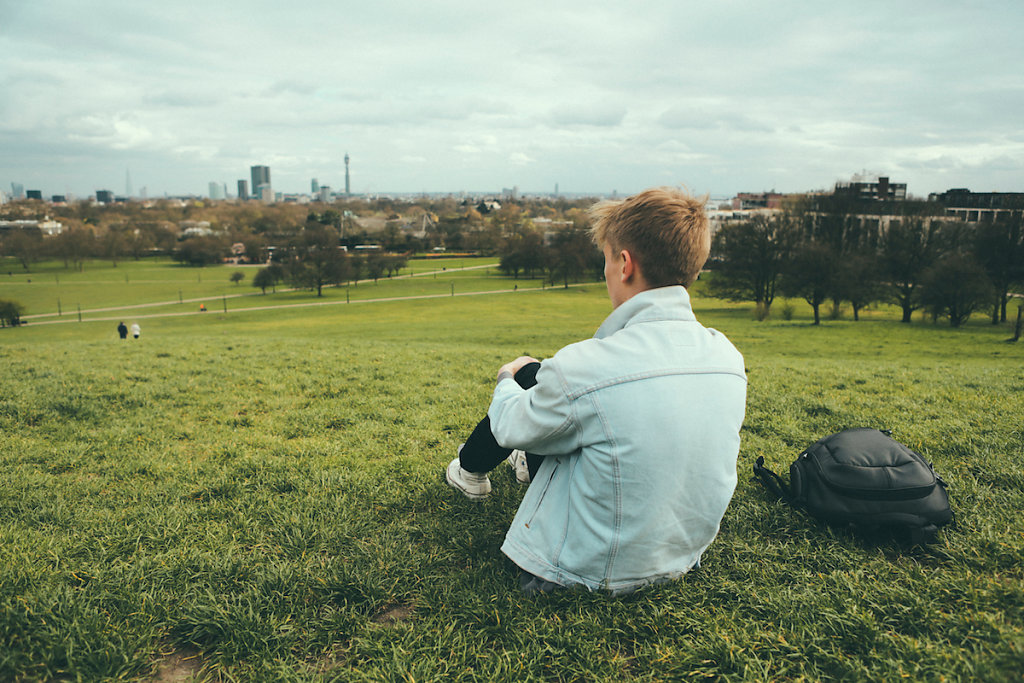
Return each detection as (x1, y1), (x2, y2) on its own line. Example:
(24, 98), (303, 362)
(1, 256), (511, 322)
(1, 264), (1023, 680)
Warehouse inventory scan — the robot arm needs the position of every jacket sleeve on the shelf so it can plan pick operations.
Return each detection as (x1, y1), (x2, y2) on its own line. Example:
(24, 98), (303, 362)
(487, 360), (581, 456)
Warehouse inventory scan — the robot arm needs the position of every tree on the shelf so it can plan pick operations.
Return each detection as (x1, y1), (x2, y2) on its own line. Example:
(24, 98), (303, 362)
(173, 236), (228, 267)
(48, 227), (95, 271)
(286, 226), (349, 296)
(364, 252), (386, 282)
(707, 213), (796, 319)
(499, 230), (545, 279)
(381, 223), (405, 252)
(0, 299), (25, 327)
(920, 254), (994, 327)
(348, 254), (364, 284)
(797, 209), (882, 318)
(546, 226), (595, 288)
(100, 228), (129, 266)
(383, 255), (407, 278)
(491, 204), (524, 236)
(2, 229), (43, 271)
(230, 271), (245, 285)
(878, 217), (938, 323)
(831, 253), (881, 321)
(252, 265), (282, 294)
(782, 241), (836, 325)
(974, 214), (1024, 324)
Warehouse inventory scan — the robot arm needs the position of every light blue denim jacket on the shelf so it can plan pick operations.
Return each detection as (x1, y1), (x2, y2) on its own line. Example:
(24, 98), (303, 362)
(489, 286), (747, 594)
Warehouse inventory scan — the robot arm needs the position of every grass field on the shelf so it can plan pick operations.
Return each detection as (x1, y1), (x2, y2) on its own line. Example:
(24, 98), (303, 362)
(3, 256), (514, 324)
(1, 259), (1023, 681)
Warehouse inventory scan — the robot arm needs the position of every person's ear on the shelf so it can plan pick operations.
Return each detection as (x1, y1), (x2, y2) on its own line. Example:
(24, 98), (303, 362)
(620, 248), (637, 282)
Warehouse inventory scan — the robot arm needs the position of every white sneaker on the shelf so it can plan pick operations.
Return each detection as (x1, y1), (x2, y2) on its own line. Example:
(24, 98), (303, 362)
(507, 449), (530, 484)
(445, 447), (491, 500)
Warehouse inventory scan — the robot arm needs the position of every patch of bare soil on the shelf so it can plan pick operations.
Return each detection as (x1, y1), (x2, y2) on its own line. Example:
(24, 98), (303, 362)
(150, 647), (205, 682)
(370, 602), (414, 625)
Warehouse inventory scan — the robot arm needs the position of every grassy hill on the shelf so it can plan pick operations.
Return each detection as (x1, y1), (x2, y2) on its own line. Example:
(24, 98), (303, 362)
(1, 259), (1022, 680)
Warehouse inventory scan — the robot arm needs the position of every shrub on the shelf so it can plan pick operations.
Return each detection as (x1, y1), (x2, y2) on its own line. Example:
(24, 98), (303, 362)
(0, 298), (25, 327)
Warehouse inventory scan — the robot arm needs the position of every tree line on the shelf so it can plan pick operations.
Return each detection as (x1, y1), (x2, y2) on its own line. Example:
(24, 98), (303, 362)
(707, 202), (1024, 327)
(0, 196), (597, 271)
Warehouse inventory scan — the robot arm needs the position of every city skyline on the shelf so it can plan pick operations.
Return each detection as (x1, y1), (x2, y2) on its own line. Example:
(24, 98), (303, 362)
(2, 1), (1023, 200)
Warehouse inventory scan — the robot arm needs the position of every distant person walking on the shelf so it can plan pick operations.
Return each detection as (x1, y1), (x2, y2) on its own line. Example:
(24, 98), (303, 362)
(117, 321), (128, 339)
(130, 323), (141, 339)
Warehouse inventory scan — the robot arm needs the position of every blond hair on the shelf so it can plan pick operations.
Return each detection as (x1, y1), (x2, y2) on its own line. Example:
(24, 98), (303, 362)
(589, 187), (710, 288)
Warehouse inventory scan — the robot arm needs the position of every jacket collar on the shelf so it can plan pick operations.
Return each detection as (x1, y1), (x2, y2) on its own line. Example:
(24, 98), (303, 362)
(594, 285), (696, 339)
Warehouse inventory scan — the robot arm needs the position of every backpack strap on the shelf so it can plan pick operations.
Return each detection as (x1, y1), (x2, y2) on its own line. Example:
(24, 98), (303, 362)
(753, 456), (794, 503)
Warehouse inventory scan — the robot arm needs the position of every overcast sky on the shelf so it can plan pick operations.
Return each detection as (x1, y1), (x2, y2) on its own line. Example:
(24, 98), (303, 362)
(2, 1), (1022, 200)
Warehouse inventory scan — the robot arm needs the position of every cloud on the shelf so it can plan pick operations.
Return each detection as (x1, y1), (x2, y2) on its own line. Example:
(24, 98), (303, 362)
(657, 105), (773, 134)
(3, 0), (1024, 196)
(66, 114), (167, 152)
(547, 103), (627, 128)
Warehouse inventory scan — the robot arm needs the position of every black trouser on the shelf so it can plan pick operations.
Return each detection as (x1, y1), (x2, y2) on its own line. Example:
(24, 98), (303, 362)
(459, 361), (545, 480)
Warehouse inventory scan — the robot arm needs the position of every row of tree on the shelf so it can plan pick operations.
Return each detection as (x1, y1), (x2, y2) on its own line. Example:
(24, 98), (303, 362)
(250, 225), (410, 296)
(497, 226), (603, 287)
(708, 209), (1024, 326)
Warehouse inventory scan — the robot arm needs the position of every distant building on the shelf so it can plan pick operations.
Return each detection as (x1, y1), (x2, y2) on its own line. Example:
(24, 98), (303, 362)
(96, 190), (114, 204)
(311, 178), (319, 194)
(251, 165), (270, 198)
(179, 220), (214, 237)
(833, 176), (906, 201)
(208, 182), (225, 200)
(928, 188), (1024, 221)
(259, 185), (274, 204)
(52, 195), (66, 204)
(26, 190), (43, 200)
(10, 182), (24, 199)
(732, 192), (784, 210)
(0, 218), (63, 236)
(344, 153), (351, 195)
(237, 179), (249, 200)
(318, 186), (332, 202)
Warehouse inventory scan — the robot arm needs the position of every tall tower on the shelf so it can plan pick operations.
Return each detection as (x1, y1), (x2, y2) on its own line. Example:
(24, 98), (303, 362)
(251, 165), (270, 197)
(344, 153), (350, 196)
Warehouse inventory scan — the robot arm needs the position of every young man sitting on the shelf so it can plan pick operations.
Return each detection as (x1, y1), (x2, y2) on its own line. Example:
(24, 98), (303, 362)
(446, 187), (747, 595)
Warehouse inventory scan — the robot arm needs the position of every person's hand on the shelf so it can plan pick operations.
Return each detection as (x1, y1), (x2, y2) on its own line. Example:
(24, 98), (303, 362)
(498, 355), (539, 381)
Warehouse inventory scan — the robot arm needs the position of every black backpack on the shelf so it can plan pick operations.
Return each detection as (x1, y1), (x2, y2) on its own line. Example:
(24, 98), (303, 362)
(753, 428), (953, 544)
